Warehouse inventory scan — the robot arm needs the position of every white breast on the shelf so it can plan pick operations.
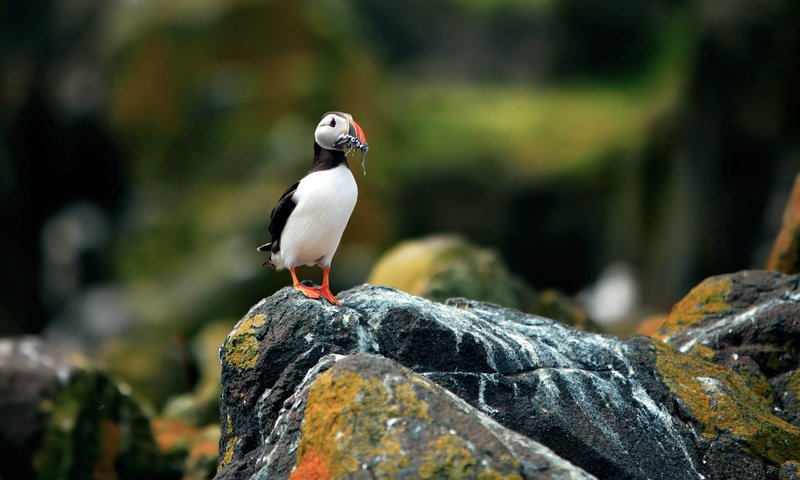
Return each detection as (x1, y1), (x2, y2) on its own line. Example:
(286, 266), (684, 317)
(275, 165), (358, 269)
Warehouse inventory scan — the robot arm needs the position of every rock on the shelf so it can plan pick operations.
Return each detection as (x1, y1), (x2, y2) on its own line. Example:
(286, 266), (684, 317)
(0, 337), (179, 480)
(367, 235), (592, 329)
(218, 285), (717, 479)
(654, 270), (800, 427)
(767, 173), (800, 274)
(781, 460), (800, 479)
(217, 353), (595, 479)
(645, 337), (800, 474)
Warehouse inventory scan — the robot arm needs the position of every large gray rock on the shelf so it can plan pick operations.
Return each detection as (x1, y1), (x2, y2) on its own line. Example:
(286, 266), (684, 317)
(218, 285), (708, 479)
(224, 352), (595, 480)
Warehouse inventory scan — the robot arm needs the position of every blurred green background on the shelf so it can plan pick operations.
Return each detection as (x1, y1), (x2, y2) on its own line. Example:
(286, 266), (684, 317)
(1, 0), (799, 409)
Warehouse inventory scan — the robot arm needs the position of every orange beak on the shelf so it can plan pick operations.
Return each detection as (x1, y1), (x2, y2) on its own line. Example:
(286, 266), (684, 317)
(348, 118), (367, 146)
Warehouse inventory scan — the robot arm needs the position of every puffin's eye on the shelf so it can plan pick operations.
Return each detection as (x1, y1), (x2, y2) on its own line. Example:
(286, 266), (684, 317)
(329, 118), (336, 127)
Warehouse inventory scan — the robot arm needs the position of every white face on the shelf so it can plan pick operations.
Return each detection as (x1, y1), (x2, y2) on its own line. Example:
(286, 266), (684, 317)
(314, 112), (351, 150)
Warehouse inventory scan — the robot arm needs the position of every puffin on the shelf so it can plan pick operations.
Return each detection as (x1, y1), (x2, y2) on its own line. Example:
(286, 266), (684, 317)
(258, 112), (368, 305)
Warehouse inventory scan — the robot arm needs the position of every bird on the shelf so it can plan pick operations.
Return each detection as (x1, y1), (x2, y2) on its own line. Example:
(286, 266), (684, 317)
(258, 112), (368, 305)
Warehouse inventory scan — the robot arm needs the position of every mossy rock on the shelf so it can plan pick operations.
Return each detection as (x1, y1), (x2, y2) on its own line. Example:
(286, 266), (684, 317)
(653, 270), (800, 428)
(0, 337), (179, 480)
(653, 340), (800, 466)
(654, 274), (734, 342)
(368, 235), (592, 329)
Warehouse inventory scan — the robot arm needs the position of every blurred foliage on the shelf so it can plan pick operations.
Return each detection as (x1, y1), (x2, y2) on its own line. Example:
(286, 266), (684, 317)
(2, 0), (799, 410)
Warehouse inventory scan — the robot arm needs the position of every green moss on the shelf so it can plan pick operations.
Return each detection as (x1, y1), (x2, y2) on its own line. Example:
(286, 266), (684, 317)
(656, 276), (733, 340)
(654, 341), (800, 465)
(224, 314), (266, 370)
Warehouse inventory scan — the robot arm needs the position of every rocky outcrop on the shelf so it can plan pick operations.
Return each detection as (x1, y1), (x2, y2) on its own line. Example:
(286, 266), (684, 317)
(0, 337), (179, 480)
(243, 353), (595, 479)
(654, 270), (800, 471)
(217, 279), (797, 479)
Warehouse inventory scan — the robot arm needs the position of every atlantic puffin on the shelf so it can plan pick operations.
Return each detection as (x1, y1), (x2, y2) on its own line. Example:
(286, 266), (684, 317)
(258, 111), (368, 305)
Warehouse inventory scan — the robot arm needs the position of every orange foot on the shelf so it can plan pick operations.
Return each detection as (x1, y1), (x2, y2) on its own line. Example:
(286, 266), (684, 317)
(294, 283), (321, 299)
(319, 267), (341, 305)
(319, 286), (340, 306)
(290, 267), (321, 300)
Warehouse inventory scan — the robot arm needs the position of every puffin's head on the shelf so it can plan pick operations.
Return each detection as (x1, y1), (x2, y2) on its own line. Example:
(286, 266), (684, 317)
(314, 111), (369, 175)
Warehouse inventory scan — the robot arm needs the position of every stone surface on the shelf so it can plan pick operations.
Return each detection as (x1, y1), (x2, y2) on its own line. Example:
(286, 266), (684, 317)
(654, 270), (800, 427)
(217, 353), (595, 480)
(0, 337), (179, 480)
(218, 285), (720, 479)
(767, 173), (800, 274)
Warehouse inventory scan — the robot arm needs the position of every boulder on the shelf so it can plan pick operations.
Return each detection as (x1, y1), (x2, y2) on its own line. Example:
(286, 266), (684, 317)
(0, 337), (179, 480)
(652, 270), (800, 470)
(219, 352), (596, 479)
(654, 270), (800, 426)
(218, 285), (731, 479)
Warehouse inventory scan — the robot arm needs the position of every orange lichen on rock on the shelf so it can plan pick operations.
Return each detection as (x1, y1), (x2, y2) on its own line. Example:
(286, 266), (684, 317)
(766, 173), (800, 274)
(654, 275), (733, 341)
(290, 451), (331, 480)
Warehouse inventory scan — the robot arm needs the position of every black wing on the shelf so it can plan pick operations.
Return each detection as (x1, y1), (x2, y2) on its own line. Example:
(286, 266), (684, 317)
(262, 180), (300, 253)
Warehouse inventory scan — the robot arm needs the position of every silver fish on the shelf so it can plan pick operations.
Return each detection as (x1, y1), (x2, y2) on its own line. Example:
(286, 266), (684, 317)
(336, 133), (369, 176)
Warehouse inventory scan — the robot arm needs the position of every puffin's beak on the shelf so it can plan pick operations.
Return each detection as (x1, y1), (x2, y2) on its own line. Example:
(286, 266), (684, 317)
(348, 118), (367, 146)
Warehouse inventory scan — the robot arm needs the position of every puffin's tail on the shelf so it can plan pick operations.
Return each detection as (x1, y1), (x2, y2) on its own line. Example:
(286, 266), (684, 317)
(257, 243), (275, 267)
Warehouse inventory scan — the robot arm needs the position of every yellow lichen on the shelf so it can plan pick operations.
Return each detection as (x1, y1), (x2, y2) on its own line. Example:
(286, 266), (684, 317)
(418, 434), (522, 480)
(654, 341), (800, 465)
(655, 276), (733, 340)
(293, 369), (431, 479)
(688, 344), (716, 362)
(217, 436), (238, 472)
(224, 314), (267, 370)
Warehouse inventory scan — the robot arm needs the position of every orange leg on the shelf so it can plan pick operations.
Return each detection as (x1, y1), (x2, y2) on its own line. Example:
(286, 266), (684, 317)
(319, 267), (340, 305)
(290, 266), (320, 299)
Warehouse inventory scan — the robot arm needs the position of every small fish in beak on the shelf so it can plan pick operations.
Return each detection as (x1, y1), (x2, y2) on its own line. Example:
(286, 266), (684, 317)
(335, 118), (369, 175)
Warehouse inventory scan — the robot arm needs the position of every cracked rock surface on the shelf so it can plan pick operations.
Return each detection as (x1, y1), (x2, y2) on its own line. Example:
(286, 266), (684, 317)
(217, 276), (800, 479)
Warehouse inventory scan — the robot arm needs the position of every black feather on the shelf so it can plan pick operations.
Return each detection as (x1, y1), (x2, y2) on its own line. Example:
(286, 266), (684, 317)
(263, 180), (300, 254)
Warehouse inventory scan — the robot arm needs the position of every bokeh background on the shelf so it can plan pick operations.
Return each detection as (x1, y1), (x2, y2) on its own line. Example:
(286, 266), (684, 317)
(2, 0), (799, 412)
